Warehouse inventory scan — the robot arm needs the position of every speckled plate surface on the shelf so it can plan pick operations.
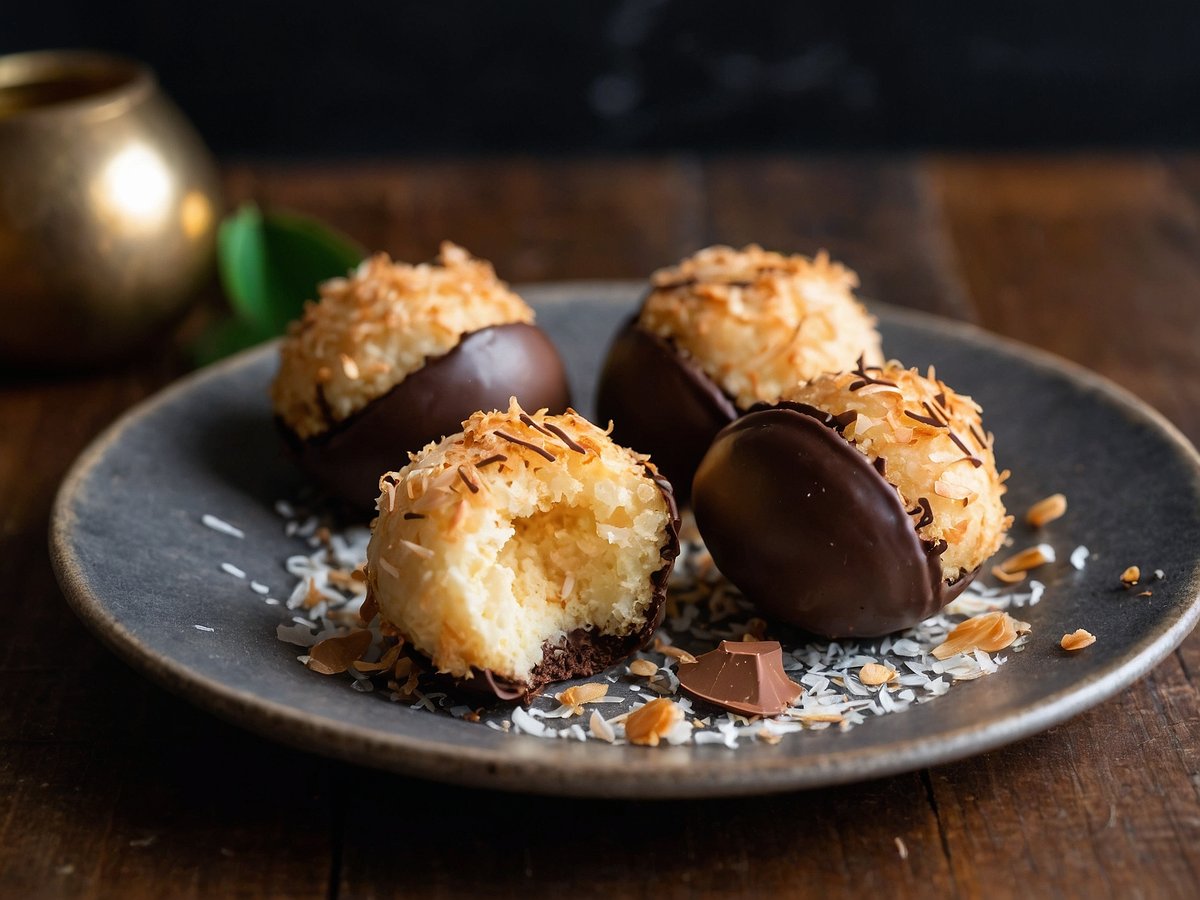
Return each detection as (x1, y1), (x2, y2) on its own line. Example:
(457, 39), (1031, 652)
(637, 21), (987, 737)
(51, 283), (1200, 798)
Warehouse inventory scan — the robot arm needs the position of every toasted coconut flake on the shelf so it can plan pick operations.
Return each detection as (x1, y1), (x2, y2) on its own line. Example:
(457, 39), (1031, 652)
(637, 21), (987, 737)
(556, 682), (609, 714)
(931, 611), (1021, 660)
(757, 728), (783, 745)
(996, 544), (1055, 574)
(307, 630), (373, 675)
(1061, 629), (1096, 651)
(990, 566), (1027, 585)
(933, 475), (975, 501)
(794, 711), (845, 724)
(340, 353), (360, 380)
(625, 699), (683, 747)
(859, 663), (897, 686)
(1120, 565), (1140, 586)
(351, 643), (403, 673)
(629, 659), (659, 677)
(1026, 493), (1067, 527)
(655, 641), (698, 665)
(302, 578), (326, 609)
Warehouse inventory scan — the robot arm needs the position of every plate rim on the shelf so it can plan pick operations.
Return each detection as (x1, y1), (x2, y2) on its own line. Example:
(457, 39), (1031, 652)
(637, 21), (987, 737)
(49, 283), (1200, 798)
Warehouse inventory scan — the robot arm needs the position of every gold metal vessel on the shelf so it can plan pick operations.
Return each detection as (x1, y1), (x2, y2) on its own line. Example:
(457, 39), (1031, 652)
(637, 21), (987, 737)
(0, 50), (222, 365)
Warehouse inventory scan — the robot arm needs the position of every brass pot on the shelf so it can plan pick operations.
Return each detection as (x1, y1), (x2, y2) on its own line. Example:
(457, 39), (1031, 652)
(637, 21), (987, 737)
(0, 50), (222, 366)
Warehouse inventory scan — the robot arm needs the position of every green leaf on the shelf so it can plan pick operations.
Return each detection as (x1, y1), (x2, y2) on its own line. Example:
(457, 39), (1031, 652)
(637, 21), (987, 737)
(217, 205), (364, 335)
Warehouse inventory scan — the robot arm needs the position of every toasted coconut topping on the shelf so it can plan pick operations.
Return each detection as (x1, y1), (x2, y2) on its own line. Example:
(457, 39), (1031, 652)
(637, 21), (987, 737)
(640, 244), (882, 409)
(785, 361), (1011, 581)
(273, 242), (534, 438)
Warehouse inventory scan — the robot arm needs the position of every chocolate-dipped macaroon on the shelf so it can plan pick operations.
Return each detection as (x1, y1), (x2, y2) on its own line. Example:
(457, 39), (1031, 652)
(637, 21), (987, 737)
(596, 244), (882, 503)
(366, 399), (679, 701)
(692, 360), (1011, 638)
(271, 243), (571, 510)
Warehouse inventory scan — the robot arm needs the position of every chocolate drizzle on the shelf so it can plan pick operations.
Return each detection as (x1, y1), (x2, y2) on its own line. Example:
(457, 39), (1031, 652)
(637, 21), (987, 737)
(542, 421), (587, 454)
(847, 354), (898, 392)
(456, 466), (479, 493)
(493, 430), (556, 462)
(903, 408), (944, 428)
(912, 497), (934, 530)
(693, 403), (978, 638)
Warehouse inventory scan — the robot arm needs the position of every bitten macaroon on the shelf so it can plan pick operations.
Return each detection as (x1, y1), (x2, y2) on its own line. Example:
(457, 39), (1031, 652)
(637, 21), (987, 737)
(366, 399), (680, 700)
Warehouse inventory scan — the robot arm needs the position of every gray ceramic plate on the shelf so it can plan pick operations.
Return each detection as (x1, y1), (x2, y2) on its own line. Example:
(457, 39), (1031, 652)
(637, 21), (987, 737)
(51, 283), (1200, 798)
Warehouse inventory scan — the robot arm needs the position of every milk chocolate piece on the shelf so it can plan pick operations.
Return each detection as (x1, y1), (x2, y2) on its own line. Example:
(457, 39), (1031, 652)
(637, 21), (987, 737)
(596, 317), (737, 505)
(677, 640), (802, 716)
(281, 322), (571, 511)
(692, 403), (976, 639)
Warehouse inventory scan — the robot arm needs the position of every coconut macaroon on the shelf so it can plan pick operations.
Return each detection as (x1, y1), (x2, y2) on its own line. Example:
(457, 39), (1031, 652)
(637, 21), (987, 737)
(596, 244), (882, 503)
(271, 243), (570, 510)
(366, 399), (680, 699)
(692, 359), (1011, 638)
(640, 244), (882, 408)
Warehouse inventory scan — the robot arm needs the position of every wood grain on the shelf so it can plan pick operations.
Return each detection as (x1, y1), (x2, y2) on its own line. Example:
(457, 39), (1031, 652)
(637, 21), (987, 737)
(2, 155), (1198, 899)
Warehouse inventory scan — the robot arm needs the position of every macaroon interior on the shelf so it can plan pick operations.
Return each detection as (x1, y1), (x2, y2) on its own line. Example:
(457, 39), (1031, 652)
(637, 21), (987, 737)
(378, 461), (671, 682)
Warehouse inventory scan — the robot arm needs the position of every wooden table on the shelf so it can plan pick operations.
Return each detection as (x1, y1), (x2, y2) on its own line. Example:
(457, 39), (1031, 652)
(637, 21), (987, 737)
(3, 155), (1199, 898)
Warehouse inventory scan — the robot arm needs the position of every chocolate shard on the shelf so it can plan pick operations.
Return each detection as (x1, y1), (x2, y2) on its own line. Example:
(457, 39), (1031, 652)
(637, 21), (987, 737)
(280, 322), (572, 511)
(677, 640), (802, 716)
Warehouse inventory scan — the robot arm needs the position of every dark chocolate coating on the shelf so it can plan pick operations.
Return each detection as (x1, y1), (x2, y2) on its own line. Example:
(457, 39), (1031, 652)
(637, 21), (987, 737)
(423, 465), (680, 705)
(692, 403), (976, 638)
(281, 323), (571, 511)
(595, 317), (737, 506)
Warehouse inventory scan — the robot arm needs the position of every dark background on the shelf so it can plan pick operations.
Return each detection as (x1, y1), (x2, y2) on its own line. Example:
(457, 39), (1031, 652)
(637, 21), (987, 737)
(4, 1), (1199, 157)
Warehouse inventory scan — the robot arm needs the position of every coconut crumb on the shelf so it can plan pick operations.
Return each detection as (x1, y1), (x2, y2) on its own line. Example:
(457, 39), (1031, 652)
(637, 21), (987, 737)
(932, 611), (1027, 660)
(1025, 493), (1067, 527)
(625, 699), (684, 747)
(628, 659), (658, 677)
(996, 544), (1055, 574)
(1060, 629), (1096, 651)
(859, 663), (897, 686)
